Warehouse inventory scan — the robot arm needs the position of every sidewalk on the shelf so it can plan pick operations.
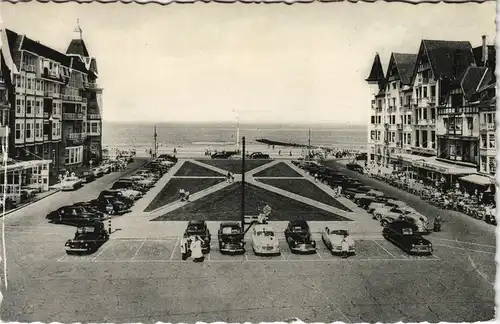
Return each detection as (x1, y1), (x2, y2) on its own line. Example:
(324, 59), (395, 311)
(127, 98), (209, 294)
(1, 188), (61, 217)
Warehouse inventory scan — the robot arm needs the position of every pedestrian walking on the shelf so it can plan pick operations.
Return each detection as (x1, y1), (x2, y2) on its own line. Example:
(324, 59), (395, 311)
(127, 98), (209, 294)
(279, 150), (281, 156)
(341, 234), (349, 259)
(231, 173), (235, 183)
(179, 188), (186, 201)
(226, 172), (231, 183)
(191, 236), (205, 263)
(289, 150), (292, 156)
(185, 190), (190, 202)
(314, 173), (318, 182)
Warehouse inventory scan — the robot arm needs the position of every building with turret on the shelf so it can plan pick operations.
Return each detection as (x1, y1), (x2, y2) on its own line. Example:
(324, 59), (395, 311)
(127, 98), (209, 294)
(0, 21), (103, 200)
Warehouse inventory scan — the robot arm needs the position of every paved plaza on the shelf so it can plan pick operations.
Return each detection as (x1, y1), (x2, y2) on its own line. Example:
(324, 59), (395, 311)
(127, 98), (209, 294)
(0, 157), (496, 323)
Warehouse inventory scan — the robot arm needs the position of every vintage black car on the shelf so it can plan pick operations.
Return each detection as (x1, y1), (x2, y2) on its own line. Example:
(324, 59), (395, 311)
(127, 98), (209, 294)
(344, 185), (373, 199)
(184, 220), (211, 254)
(157, 154), (178, 163)
(211, 151), (237, 159)
(81, 171), (95, 183)
(98, 190), (134, 208)
(284, 220), (317, 254)
(72, 202), (107, 218)
(346, 163), (364, 173)
(89, 195), (130, 215)
(382, 220), (433, 255)
(112, 179), (148, 193)
(217, 222), (245, 254)
(249, 152), (270, 159)
(46, 205), (102, 226)
(65, 221), (109, 254)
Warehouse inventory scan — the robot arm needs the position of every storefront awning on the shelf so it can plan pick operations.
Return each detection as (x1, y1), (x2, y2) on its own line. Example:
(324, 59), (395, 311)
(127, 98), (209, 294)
(0, 159), (52, 173)
(391, 153), (427, 163)
(459, 174), (495, 186)
(413, 157), (477, 175)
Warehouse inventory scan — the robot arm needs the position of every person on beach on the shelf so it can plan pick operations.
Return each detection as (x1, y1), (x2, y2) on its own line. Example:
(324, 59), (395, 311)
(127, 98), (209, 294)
(341, 234), (350, 259)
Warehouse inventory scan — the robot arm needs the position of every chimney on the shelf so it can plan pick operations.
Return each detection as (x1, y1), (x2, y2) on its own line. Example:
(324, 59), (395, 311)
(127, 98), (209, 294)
(482, 35), (488, 66)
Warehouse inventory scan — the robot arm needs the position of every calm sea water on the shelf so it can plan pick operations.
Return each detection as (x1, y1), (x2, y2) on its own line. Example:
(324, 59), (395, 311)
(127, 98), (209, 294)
(102, 122), (367, 151)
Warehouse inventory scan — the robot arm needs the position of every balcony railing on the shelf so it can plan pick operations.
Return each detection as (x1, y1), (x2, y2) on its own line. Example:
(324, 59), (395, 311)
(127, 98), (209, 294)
(63, 113), (84, 120)
(87, 82), (99, 89)
(82, 98), (87, 103)
(43, 112), (49, 119)
(87, 113), (101, 120)
(422, 78), (429, 84)
(396, 123), (403, 130)
(61, 94), (83, 102)
(428, 97), (436, 104)
(67, 133), (86, 141)
(22, 64), (36, 73)
(480, 123), (496, 131)
(43, 134), (49, 141)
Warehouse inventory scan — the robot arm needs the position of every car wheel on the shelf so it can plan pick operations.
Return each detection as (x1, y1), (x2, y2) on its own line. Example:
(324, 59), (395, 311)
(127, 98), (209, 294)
(381, 220), (389, 227)
(375, 213), (382, 221)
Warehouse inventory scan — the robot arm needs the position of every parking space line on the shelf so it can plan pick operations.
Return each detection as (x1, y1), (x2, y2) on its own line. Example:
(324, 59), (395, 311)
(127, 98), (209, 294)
(57, 253), (69, 262)
(245, 253), (248, 261)
(316, 250), (324, 260)
(170, 237), (180, 261)
(433, 243), (495, 255)
(372, 240), (397, 259)
(434, 237), (496, 248)
(91, 240), (116, 262)
(130, 239), (147, 261)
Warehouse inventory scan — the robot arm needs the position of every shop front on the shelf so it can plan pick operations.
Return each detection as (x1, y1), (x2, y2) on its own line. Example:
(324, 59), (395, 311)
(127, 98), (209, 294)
(412, 157), (477, 189)
(0, 159), (52, 203)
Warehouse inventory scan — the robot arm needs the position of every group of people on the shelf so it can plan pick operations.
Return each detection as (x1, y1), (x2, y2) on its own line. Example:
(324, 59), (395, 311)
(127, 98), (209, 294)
(180, 234), (205, 262)
(226, 172), (235, 183)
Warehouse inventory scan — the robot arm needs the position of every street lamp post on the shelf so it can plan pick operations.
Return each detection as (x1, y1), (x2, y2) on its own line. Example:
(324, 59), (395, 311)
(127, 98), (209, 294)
(241, 136), (246, 231)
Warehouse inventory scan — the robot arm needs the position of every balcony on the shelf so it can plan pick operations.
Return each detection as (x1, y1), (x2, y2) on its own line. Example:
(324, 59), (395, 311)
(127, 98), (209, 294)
(63, 113), (84, 120)
(82, 98), (87, 103)
(88, 113), (101, 120)
(61, 94), (83, 102)
(67, 133), (86, 142)
(428, 97), (436, 104)
(396, 123), (403, 130)
(43, 112), (49, 119)
(411, 146), (436, 155)
(22, 64), (36, 73)
(0, 100), (10, 109)
(43, 134), (49, 141)
(422, 78), (429, 84)
(480, 123), (495, 132)
(417, 63), (431, 72)
(43, 90), (54, 98)
(87, 82), (100, 90)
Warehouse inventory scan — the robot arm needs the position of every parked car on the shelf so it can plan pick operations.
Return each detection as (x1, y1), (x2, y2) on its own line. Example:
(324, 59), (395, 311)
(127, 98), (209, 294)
(127, 175), (156, 187)
(81, 171), (95, 183)
(72, 202), (107, 219)
(46, 205), (102, 226)
(382, 220), (433, 255)
(89, 196), (130, 215)
(157, 154), (178, 163)
(136, 170), (160, 180)
(115, 188), (143, 200)
(112, 180), (148, 193)
(65, 221), (109, 254)
(321, 228), (356, 255)
(184, 220), (211, 254)
(284, 220), (316, 254)
(100, 164), (111, 174)
(60, 176), (83, 191)
(344, 185), (373, 199)
(251, 224), (280, 256)
(376, 207), (413, 227)
(354, 189), (385, 204)
(346, 163), (364, 173)
(217, 222), (245, 254)
(249, 152), (270, 159)
(91, 167), (104, 178)
(98, 190), (134, 208)
(368, 198), (404, 214)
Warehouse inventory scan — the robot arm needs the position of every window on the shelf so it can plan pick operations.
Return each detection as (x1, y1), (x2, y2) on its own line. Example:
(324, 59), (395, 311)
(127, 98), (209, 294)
(392, 83), (396, 90)
(26, 77), (32, 90)
(392, 98), (396, 107)
(35, 100), (41, 115)
(481, 134), (487, 148)
(43, 144), (49, 153)
(26, 123), (32, 138)
(430, 108), (436, 120)
(430, 85), (436, 98)
(377, 131), (381, 140)
(467, 117), (473, 130)
(371, 116), (375, 124)
(370, 131), (375, 140)
(407, 133), (411, 144)
(487, 113), (494, 124)
(16, 99), (22, 114)
(489, 135), (495, 149)
(15, 123), (21, 139)
(65, 146), (83, 165)
(423, 108), (427, 120)
(423, 87), (428, 98)
(391, 132), (396, 142)
(26, 100), (32, 114)
(52, 102), (57, 115)
(35, 122), (40, 137)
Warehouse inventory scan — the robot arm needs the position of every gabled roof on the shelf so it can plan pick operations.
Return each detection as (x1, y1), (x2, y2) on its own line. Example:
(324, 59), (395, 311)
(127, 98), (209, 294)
(71, 56), (89, 74)
(460, 66), (487, 100)
(387, 53), (417, 85)
(66, 39), (89, 57)
(412, 40), (475, 84)
(366, 53), (385, 83)
(20, 32), (71, 67)
(476, 68), (495, 92)
(89, 58), (98, 76)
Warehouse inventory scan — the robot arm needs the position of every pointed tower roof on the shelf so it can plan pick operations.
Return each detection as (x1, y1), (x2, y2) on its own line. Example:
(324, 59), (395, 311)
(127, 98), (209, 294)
(66, 19), (90, 57)
(365, 53), (385, 83)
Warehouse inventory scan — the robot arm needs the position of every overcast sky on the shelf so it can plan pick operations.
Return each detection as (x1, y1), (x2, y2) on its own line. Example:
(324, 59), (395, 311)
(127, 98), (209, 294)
(0, 2), (496, 124)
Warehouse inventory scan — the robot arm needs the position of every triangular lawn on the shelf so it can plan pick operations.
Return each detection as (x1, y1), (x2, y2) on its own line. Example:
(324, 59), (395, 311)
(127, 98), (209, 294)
(144, 177), (225, 212)
(253, 162), (303, 178)
(195, 159), (273, 174)
(257, 179), (352, 212)
(174, 161), (225, 177)
(151, 182), (352, 221)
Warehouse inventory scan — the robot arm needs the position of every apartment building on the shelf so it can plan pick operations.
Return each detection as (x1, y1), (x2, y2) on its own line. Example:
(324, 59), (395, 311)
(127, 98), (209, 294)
(367, 35), (495, 188)
(0, 24), (102, 190)
(366, 53), (386, 165)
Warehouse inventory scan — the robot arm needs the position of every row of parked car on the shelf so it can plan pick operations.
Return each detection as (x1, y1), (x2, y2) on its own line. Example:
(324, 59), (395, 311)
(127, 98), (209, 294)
(180, 216), (432, 259)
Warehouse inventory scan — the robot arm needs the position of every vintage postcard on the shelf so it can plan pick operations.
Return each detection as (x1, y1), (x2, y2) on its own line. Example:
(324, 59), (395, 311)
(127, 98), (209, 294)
(0, 0), (496, 323)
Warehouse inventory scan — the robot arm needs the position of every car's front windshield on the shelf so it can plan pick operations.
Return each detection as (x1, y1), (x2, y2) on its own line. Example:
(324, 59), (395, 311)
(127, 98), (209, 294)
(257, 231), (274, 237)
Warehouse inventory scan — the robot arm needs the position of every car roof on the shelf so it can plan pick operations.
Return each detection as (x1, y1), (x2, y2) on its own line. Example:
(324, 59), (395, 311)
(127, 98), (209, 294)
(390, 220), (418, 230)
(254, 224), (274, 231)
(188, 220), (206, 225)
(220, 221), (240, 227)
(290, 220), (308, 227)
